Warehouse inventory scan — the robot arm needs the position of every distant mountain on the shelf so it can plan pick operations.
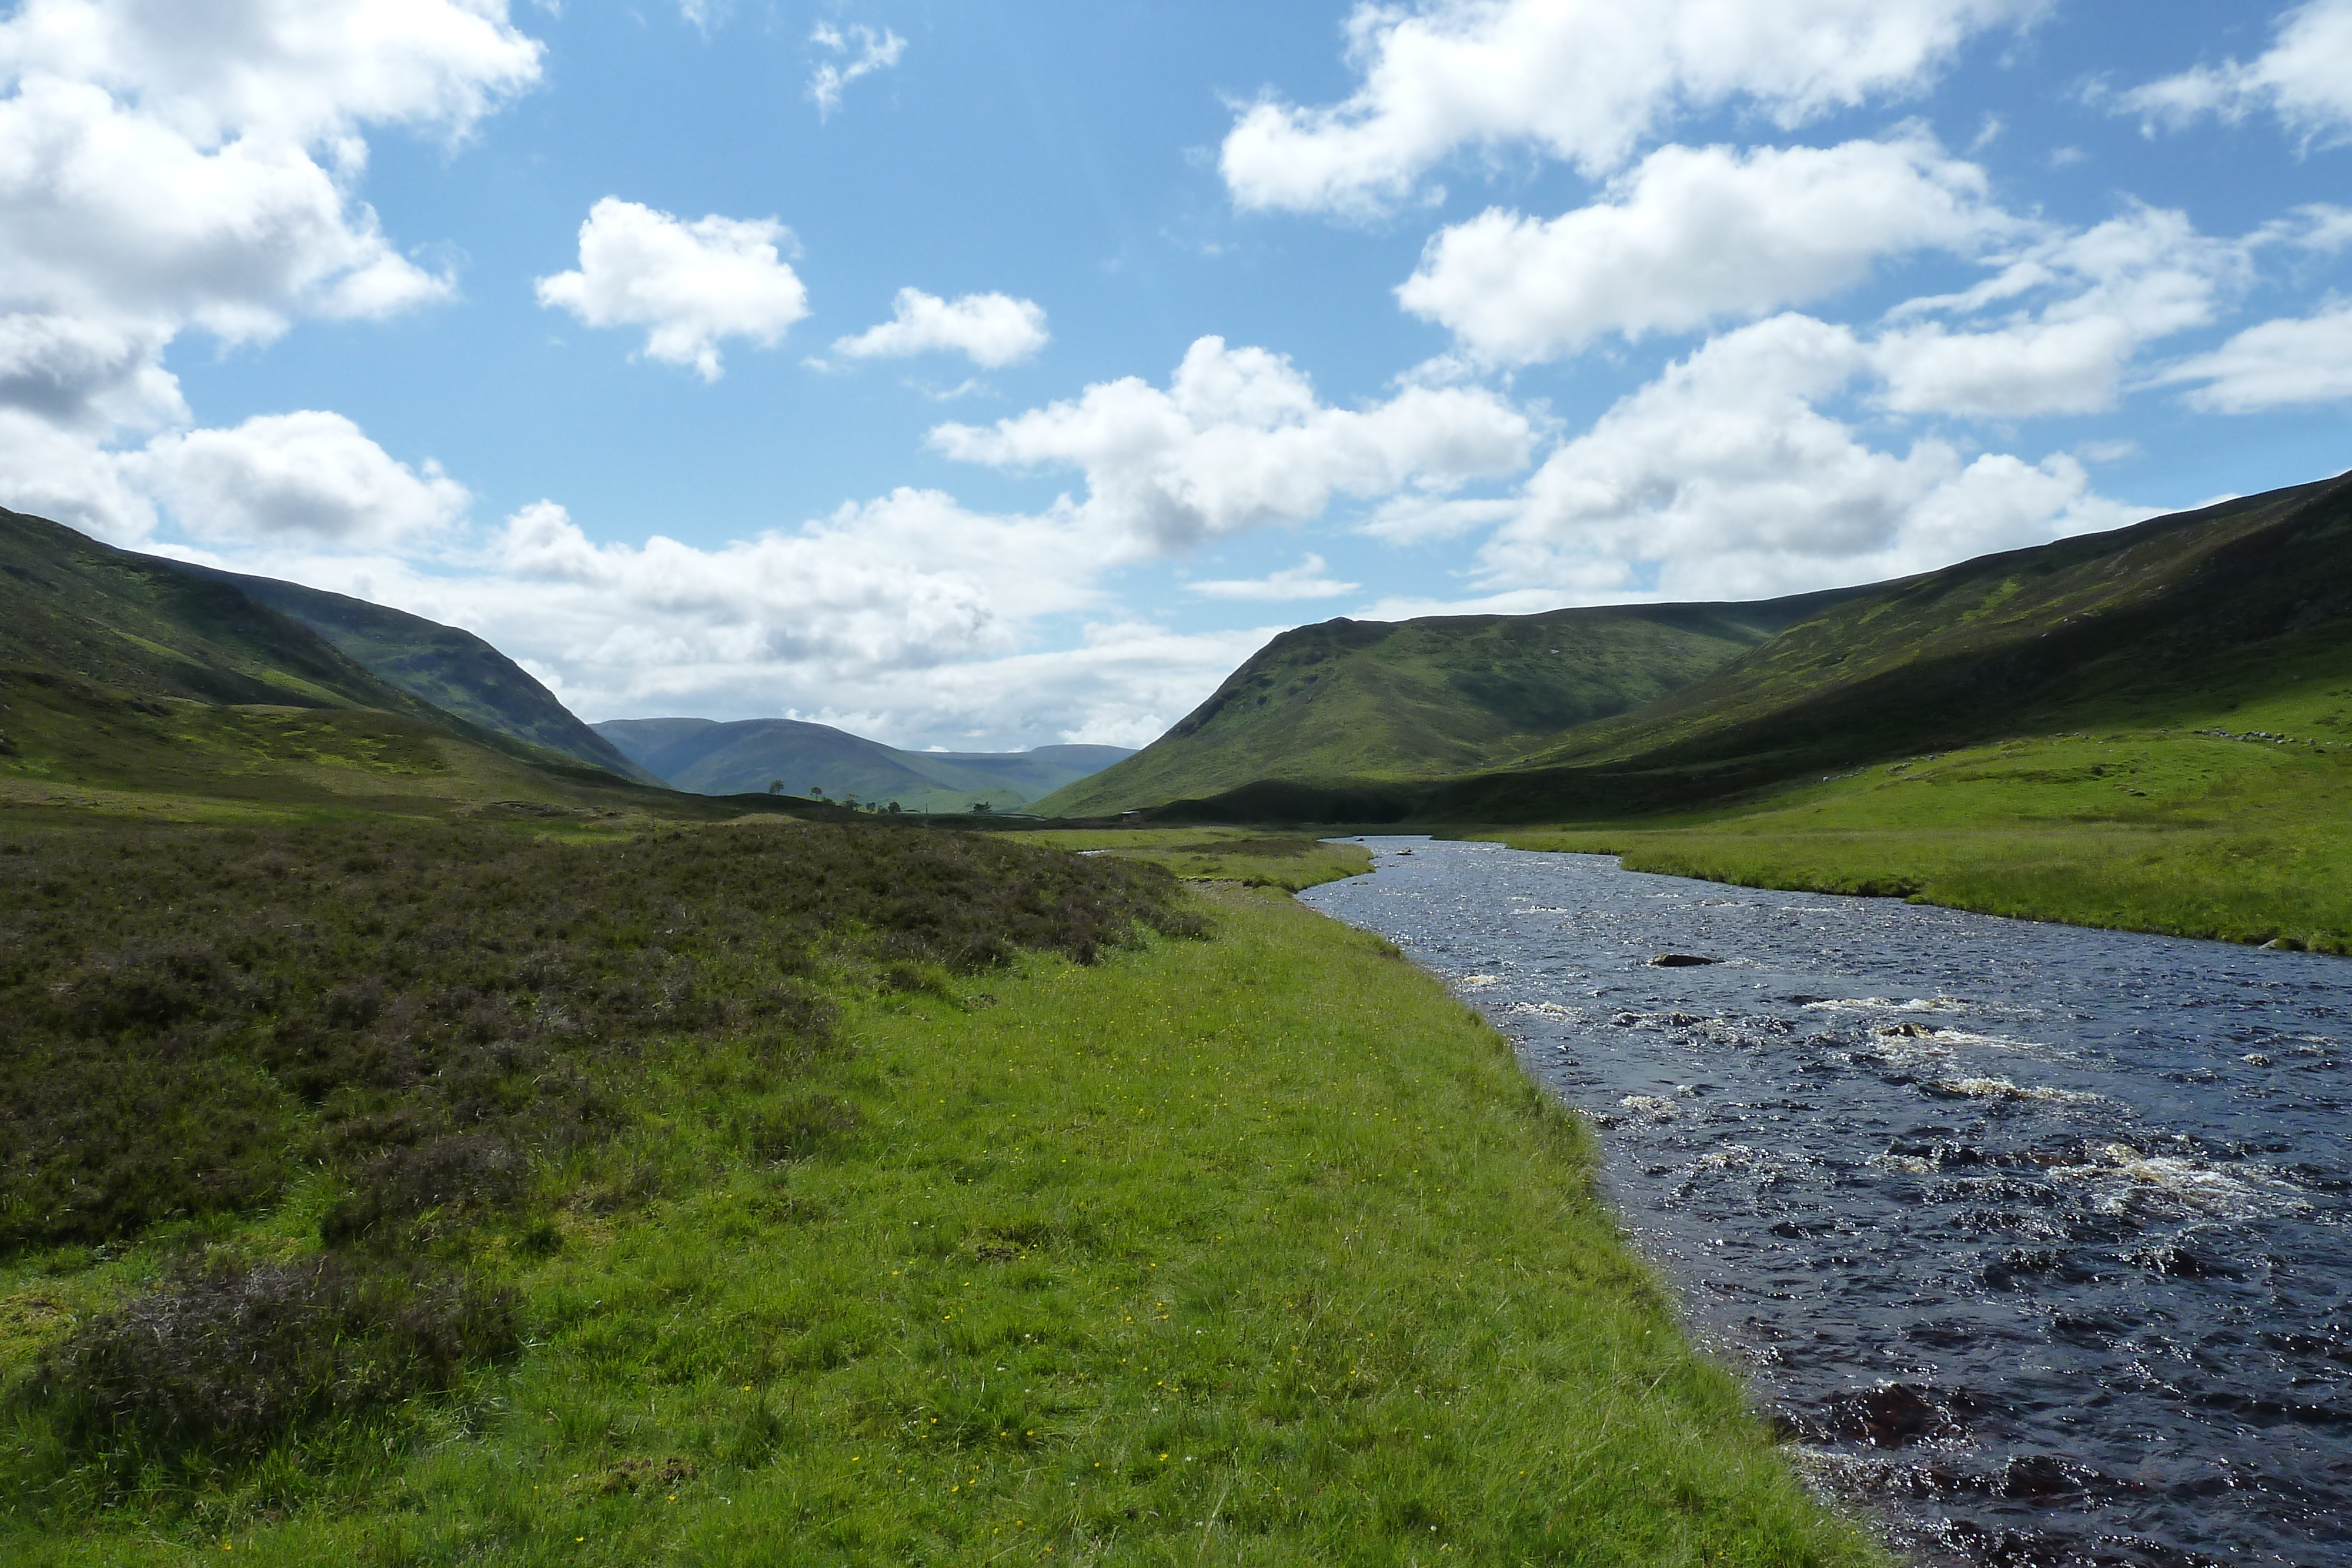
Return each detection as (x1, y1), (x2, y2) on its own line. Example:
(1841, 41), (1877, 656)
(163, 561), (662, 786)
(1074, 470), (2352, 824)
(1035, 593), (1859, 817)
(596, 716), (1131, 811)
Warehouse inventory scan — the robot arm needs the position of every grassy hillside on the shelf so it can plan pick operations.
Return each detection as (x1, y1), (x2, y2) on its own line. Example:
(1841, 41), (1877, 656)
(1035, 594), (1859, 817)
(1110, 473), (2352, 829)
(0, 509), (834, 827)
(1, 508), (437, 714)
(1474, 475), (2352, 803)
(0, 820), (1876, 1566)
(599, 717), (1130, 813)
(164, 561), (662, 785)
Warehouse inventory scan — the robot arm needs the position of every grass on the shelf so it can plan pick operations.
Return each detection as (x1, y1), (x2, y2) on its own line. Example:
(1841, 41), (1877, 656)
(1029, 826), (1374, 891)
(0, 819), (1876, 1565)
(1482, 686), (2352, 951)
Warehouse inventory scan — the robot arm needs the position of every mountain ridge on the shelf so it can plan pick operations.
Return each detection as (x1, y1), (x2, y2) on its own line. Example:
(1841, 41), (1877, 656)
(596, 716), (1130, 811)
(161, 560), (663, 786)
(1037, 588), (1867, 816)
(1043, 471), (2352, 823)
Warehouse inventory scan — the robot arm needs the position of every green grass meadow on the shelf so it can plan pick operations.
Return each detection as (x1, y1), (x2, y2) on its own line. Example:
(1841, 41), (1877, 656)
(1488, 688), (2352, 951)
(2, 830), (1876, 1567)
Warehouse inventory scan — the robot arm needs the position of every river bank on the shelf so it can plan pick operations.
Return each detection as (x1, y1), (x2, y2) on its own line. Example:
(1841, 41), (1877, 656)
(1305, 838), (2352, 1567)
(1481, 728), (2352, 954)
(2, 822), (1873, 1565)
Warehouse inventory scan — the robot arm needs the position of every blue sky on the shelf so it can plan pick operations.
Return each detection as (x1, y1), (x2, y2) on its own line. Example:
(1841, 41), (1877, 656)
(5, 1), (2351, 748)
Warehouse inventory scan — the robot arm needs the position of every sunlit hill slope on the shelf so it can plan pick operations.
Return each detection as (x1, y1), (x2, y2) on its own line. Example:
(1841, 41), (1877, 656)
(1043, 472), (2352, 823)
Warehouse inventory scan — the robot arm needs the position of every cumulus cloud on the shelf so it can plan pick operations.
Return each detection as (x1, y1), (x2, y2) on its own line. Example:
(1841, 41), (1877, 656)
(2158, 299), (2352, 412)
(534, 198), (809, 379)
(808, 22), (904, 121)
(130, 410), (469, 546)
(1399, 136), (2007, 364)
(2113, 0), (2352, 144)
(1220, 0), (2035, 215)
(930, 335), (1534, 550)
(1870, 206), (2247, 416)
(0, 0), (534, 412)
(1186, 553), (1361, 601)
(209, 494), (1273, 750)
(831, 287), (1049, 368)
(1478, 313), (2142, 601)
(0, 0), (539, 537)
(0, 0), (543, 152)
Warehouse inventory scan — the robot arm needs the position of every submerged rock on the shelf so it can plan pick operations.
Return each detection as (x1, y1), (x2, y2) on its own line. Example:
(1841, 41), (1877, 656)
(1649, 952), (1719, 967)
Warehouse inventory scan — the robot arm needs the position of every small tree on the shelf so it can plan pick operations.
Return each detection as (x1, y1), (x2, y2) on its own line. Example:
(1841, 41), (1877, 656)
(887, 801), (901, 814)
(767, 778), (783, 795)
(971, 801), (992, 814)
(810, 785), (825, 798)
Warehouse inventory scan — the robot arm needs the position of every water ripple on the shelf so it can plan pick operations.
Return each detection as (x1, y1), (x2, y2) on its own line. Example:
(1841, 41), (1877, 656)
(1302, 838), (2352, 1568)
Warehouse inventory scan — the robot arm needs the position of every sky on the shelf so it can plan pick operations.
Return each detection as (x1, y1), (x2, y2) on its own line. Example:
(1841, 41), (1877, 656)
(5, 1), (2351, 751)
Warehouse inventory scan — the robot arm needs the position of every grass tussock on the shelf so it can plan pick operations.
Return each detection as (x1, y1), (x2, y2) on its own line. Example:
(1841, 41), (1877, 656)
(0, 820), (1872, 1564)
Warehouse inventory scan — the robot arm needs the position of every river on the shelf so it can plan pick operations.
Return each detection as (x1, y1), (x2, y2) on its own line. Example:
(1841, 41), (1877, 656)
(1296, 838), (2351, 1568)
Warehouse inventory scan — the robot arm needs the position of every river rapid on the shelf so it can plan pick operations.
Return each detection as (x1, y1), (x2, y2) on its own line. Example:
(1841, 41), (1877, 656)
(1297, 838), (2351, 1568)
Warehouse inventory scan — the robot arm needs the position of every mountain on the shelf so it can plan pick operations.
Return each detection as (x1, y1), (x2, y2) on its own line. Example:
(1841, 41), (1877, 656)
(1035, 593), (1861, 817)
(0, 506), (810, 821)
(1079, 471), (2352, 824)
(597, 716), (1131, 812)
(1, 507), (436, 714)
(162, 561), (663, 786)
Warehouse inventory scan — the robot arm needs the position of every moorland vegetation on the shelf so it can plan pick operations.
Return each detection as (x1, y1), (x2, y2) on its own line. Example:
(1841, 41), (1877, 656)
(0, 818), (1879, 1565)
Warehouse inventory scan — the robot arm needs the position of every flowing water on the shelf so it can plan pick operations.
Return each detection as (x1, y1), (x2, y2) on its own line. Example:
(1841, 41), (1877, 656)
(1297, 838), (2352, 1568)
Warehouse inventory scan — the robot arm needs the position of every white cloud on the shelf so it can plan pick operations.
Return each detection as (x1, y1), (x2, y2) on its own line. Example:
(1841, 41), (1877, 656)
(1186, 553), (1361, 601)
(201, 495), (1274, 750)
(534, 198), (809, 380)
(1478, 313), (2143, 601)
(0, 0), (534, 546)
(1870, 206), (2246, 416)
(0, 404), (158, 540)
(1220, 0), (2036, 216)
(1398, 135), (2007, 365)
(1359, 493), (1520, 543)
(129, 410), (469, 546)
(0, 1), (534, 454)
(2159, 299), (2352, 412)
(0, 0), (544, 152)
(930, 335), (1534, 550)
(2113, 0), (2352, 144)
(808, 22), (904, 121)
(831, 287), (1049, 368)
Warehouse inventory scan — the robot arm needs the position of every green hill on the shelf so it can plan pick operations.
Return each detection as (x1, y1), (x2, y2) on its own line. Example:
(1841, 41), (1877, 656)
(163, 561), (662, 785)
(1430, 472), (2352, 819)
(1103, 470), (2352, 825)
(0, 507), (826, 824)
(1035, 592), (1861, 817)
(597, 716), (1130, 812)
(1, 507), (434, 714)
